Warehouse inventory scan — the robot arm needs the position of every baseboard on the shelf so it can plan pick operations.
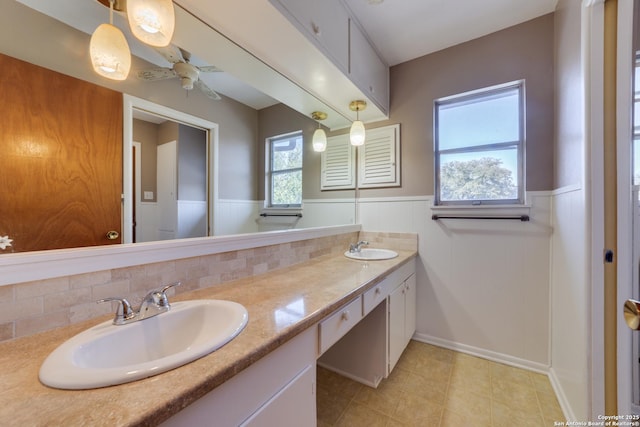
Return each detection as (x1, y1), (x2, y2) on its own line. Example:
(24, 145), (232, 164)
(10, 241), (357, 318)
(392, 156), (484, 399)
(412, 332), (549, 374)
(548, 367), (574, 421)
(413, 333), (575, 420)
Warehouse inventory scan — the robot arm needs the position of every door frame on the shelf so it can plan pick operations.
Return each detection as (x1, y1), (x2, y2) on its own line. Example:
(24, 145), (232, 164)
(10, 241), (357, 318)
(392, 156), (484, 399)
(122, 95), (220, 244)
(617, 0), (636, 416)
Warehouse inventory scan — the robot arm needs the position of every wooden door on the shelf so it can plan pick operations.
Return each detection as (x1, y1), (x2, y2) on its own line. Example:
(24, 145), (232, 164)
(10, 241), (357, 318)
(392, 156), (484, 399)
(0, 53), (123, 252)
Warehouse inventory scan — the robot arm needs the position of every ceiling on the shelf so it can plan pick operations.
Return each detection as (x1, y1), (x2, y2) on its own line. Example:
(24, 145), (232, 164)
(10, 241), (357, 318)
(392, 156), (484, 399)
(342, 0), (559, 66)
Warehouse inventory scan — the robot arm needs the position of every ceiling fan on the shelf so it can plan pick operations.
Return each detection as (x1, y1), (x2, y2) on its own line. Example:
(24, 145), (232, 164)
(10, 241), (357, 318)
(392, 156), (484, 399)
(137, 45), (222, 100)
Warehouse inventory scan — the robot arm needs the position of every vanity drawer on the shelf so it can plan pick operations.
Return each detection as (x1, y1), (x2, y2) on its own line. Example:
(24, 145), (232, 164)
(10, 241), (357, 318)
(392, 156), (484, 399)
(362, 278), (392, 316)
(318, 297), (362, 355)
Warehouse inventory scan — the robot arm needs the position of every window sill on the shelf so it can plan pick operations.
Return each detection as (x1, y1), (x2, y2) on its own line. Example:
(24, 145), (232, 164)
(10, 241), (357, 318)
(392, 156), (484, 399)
(259, 207), (303, 219)
(430, 204), (531, 220)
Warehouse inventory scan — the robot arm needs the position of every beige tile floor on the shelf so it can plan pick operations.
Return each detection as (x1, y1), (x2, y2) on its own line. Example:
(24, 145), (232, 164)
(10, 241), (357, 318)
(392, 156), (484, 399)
(317, 340), (564, 427)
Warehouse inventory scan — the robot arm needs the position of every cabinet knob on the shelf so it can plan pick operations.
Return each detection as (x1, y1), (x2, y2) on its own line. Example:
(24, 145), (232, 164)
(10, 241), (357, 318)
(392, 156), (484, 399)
(341, 311), (350, 321)
(375, 287), (381, 295)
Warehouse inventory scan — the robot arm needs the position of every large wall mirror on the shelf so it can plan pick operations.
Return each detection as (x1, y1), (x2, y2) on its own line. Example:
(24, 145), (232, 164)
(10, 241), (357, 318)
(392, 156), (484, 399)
(0, 0), (356, 254)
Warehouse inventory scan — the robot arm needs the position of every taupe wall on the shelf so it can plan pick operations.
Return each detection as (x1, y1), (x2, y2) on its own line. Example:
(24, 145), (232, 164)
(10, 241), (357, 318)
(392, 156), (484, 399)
(554, 2), (584, 188)
(132, 119), (159, 202)
(353, 13), (555, 197)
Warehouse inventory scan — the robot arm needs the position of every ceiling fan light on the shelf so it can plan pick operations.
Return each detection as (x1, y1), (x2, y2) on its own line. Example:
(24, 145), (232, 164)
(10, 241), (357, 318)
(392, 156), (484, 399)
(90, 23), (131, 81)
(312, 128), (327, 152)
(127, 0), (175, 47)
(350, 120), (366, 146)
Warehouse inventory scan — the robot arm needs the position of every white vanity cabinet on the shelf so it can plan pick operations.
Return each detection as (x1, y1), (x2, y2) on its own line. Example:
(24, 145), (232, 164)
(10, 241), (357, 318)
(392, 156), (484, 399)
(161, 328), (317, 427)
(389, 273), (416, 373)
(319, 259), (416, 384)
(269, 0), (350, 73)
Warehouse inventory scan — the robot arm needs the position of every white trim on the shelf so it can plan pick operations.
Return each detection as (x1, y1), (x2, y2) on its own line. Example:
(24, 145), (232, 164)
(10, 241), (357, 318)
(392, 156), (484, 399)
(549, 367), (576, 421)
(0, 224), (361, 286)
(551, 183), (583, 196)
(413, 333), (549, 373)
(617, 0), (636, 416)
(357, 195), (431, 203)
(122, 95), (220, 242)
(582, 0), (606, 418)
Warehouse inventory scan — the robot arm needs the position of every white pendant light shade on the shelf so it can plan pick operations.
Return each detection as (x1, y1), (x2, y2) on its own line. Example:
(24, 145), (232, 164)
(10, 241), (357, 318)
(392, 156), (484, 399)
(127, 0), (175, 47)
(312, 128), (327, 152)
(350, 120), (366, 146)
(90, 23), (131, 81)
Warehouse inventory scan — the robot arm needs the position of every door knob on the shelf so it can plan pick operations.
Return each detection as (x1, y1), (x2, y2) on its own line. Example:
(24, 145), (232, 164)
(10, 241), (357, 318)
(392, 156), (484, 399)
(106, 230), (119, 240)
(624, 299), (640, 330)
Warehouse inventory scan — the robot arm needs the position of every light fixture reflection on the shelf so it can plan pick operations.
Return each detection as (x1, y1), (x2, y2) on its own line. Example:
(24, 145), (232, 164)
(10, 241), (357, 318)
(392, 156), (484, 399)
(311, 111), (328, 152)
(349, 100), (367, 146)
(90, 0), (131, 81)
(127, 0), (175, 47)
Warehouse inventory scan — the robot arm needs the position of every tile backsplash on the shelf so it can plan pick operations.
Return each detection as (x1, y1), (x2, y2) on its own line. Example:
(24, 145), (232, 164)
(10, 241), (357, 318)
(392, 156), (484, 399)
(0, 231), (416, 343)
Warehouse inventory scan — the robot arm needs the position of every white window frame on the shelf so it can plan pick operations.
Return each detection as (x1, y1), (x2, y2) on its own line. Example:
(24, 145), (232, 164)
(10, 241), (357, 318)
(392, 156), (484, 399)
(266, 131), (303, 208)
(434, 80), (525, 206)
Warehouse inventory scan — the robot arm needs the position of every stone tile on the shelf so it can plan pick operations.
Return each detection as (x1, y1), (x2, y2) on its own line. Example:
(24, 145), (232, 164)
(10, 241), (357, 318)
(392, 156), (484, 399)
(0, 297), (43, 323)
(393, 390), (444, 426)
(492, 400), (546, 427)
(336, 402), (391, 427)
(43, 288), (91, 312)
(317, 384), (351, 425)
(353, 380), (402, 416)
(70, 270), (111, 289)
(0, 285), (13, 303)
(0, 323), (13, 341)
(16, 277), (69, 299)
(445, 384), (491, 426)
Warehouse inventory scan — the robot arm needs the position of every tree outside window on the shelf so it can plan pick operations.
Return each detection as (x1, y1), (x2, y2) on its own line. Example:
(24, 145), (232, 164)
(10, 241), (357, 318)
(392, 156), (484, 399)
(268, 132), (303, 207)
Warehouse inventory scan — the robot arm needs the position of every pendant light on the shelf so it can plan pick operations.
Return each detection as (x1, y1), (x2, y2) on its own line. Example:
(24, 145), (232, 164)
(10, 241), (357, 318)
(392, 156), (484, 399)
(349, 100), (367, 146)
(311, 111), (328, 152)
(90, 0), (131, 81)
(127, 0), (176, 47)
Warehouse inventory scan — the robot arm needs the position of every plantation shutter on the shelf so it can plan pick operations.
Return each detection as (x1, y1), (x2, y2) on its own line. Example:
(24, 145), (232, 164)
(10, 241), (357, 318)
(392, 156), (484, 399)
(321, 134), (355, 190)
(358, 124), (400, 188)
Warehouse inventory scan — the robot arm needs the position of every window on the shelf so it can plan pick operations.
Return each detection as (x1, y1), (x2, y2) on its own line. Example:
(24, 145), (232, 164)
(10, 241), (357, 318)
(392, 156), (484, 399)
(267, 132), (303, 207)
(434, 81), (525, 205)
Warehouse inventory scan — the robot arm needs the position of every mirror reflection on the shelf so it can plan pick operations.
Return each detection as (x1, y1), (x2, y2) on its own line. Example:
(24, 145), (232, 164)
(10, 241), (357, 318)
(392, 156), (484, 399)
(0, 0), (356, 254)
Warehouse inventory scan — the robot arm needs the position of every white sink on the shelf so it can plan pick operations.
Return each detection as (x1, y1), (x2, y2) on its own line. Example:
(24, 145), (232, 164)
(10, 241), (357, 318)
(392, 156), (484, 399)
(344, 248), (398, 261)
(39, 299), (248, 390)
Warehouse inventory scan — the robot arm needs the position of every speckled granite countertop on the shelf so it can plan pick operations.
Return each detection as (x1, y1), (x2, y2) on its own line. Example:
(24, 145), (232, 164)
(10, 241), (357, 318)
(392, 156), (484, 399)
(0, 248), (416, 426)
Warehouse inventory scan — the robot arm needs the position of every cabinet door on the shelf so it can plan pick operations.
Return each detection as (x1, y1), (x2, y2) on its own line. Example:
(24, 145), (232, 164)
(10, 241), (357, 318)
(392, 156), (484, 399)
(241, 364), (316, 427)
(404, 274), (417, 344)
(388, 284), (405, 372)
(349, 20), (389, 113)
(271, 0), (349, 72)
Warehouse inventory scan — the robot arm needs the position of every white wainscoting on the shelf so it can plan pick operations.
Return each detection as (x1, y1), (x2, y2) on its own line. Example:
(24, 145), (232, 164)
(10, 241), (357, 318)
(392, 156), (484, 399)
(548, 185), (589, 421)
(136, 202), (158, 243)
(358, 193), (552, 370)
(215, 199), (261, 236)
(177, 200), (207, 239)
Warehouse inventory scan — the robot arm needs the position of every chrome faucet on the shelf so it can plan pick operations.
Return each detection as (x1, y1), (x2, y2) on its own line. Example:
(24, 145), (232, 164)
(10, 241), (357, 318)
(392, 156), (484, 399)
(98, 282), (181, 325)
(349, 240), (369, 253)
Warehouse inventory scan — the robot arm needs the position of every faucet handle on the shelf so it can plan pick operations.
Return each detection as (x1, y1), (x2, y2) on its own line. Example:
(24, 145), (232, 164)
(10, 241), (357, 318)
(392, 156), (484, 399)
(97, 297), (135, 325)
(155, 281), (182, 308)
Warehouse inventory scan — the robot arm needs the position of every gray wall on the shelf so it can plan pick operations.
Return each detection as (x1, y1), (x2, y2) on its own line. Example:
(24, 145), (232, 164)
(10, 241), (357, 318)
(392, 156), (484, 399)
(554, 3), (584, 188)
(178, 124), (207, 201)
(351, 13), (555, 197)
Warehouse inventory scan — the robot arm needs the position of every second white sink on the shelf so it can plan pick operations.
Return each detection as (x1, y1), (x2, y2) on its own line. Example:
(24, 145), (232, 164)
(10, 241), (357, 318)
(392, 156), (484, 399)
(39, 299), (248, 390)
(344, 248), (398, 261)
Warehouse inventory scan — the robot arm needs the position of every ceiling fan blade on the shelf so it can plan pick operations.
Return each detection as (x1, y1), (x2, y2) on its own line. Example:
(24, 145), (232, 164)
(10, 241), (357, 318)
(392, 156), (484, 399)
(194, 79), (221, 101)
(154, 45), (184, 64)
(137, 68), (176, 81)
(197, 65), (223, 73)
